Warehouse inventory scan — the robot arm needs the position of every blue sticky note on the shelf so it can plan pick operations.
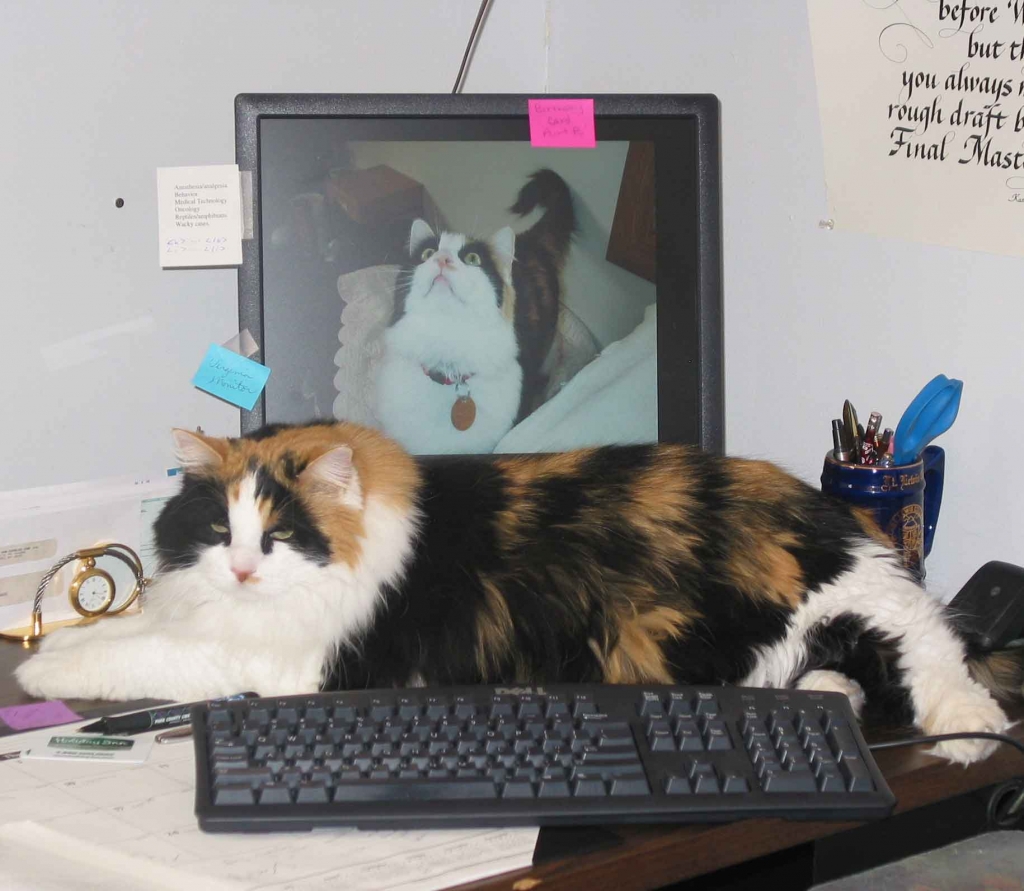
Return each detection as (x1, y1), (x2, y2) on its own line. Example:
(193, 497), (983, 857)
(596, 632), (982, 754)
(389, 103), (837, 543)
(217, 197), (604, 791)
(192, 343), (270, 410)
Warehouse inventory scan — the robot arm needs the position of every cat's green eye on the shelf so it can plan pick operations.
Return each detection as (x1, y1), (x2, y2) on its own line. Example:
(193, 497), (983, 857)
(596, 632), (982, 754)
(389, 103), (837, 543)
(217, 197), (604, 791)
(464, 252), (481, 266)
(270, 529), (294, 541)
(420, 247), (436, 260)
(210, 523), (229, 534)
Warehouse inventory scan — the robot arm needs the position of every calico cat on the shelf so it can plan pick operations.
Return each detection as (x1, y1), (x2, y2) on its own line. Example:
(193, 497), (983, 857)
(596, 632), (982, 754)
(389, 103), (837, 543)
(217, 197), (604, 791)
(17, 420), (1021, 765)
(375, 169), (574, 453)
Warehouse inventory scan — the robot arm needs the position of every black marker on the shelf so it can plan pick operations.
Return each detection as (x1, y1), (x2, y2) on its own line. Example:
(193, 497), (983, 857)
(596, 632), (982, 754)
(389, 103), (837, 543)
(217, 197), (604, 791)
(79, 692), (258, 736)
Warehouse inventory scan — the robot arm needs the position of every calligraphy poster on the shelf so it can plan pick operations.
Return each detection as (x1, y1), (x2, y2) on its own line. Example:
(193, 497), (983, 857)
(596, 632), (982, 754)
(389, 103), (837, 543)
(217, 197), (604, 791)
(807, 0), (1024, 257)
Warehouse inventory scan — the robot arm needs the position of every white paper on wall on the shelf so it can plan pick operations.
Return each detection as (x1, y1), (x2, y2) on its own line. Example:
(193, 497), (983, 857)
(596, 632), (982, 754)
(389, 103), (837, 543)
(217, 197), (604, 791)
(806, 0), (1024, 257)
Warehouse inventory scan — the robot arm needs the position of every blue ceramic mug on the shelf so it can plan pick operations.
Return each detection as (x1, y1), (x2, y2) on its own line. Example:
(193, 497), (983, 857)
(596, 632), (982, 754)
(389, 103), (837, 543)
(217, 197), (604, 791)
(820, 445), (945, 581)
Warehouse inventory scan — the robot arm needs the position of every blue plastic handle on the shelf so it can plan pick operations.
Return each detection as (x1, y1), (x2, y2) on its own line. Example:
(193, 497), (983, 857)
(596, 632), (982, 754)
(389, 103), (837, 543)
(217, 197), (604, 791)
(893, 375), (963, 466)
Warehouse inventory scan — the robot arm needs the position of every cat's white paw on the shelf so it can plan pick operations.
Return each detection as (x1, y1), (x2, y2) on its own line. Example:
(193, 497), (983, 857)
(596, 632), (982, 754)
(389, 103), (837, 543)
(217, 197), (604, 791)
(37, 624), (96, 652)
(920, 687), (1011, 765)
(16, 645), (123, 701)
(795, 670), (866, 717)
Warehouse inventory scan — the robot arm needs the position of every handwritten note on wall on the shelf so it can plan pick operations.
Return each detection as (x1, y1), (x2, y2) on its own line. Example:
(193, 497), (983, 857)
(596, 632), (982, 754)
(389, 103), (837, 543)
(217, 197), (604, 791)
(192, 344), (270, 411)
(156, 165), (243, 267)
(807, 0), (1024, 257)
(528, 99), (597, 148)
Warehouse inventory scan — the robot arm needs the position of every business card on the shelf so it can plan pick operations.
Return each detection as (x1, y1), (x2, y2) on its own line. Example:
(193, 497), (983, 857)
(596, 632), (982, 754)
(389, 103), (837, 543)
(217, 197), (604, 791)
(22, 733), (154, 764)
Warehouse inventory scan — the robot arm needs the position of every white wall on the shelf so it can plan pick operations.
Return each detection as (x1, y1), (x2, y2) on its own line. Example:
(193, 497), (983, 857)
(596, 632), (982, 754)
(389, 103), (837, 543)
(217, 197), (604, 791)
(1, 0), (1020, 598)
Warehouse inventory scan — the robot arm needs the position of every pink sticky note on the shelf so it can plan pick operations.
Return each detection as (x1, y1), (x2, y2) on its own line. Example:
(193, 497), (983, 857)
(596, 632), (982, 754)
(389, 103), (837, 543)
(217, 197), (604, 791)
(528, 98), (597, 148)
(0, 700), (82, 731)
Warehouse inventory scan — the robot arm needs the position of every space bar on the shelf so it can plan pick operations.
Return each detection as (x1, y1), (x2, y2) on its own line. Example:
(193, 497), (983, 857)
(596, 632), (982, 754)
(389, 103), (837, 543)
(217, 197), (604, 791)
(331, 780), (498, 801)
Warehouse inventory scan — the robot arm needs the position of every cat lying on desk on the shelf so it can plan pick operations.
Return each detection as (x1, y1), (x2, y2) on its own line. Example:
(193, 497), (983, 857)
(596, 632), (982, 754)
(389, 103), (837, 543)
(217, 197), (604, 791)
(17, 421), (1022, 765)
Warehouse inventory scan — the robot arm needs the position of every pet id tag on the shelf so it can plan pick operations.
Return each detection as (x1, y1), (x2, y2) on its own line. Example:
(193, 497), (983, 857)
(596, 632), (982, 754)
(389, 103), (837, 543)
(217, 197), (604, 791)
(451, 383), (476, 431)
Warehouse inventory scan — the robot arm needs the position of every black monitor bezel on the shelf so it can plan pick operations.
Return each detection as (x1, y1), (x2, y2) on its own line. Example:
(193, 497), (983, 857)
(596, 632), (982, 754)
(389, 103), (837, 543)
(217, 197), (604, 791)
(235, 93), (724, 453)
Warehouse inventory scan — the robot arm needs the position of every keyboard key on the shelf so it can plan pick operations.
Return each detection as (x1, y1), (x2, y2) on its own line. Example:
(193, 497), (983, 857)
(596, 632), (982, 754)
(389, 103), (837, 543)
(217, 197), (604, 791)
(295, 782), (331, 804)
(302, 704), (328, 723)
(213, 787), (255, 805)
(503, 779), (535, 798)
(722, 775), (750, 794)
(598, 763), (645, 779)
(648, 730), (675, 752)
(489, 696), (515, 719)
(694, 693), (720, 716)
(397, 699), (422, 720)
(839, 756), (874, 792)
(703, 721), (732, 751)
(664, 776), (691, 794)
(692, 773), (720, 794)
(577, 750), (640, 764)
(667, 693), (693, 717)
(761, 769), (818, 793)
(544, 695), (571, 718)
(538, 779), (571, 798)
(828, 727), (860, 760)
(453, 698), (477, 719)
(676, 721), (703, 752)
(273, 705), (299, 724)
(573, 778), (607, 797)
(609, 777), (650, 796)
(646, 717), (671, 735)
(573, 694), (598, 717)
(425, 698), (451, 719)
(369, 700), (395, 721)
(817, 767), (845, 792)
(638, 692), (664, 718)
(257, 783), (293, 805)
(333, 780), (499, 801)
(214, 768), (272, 787)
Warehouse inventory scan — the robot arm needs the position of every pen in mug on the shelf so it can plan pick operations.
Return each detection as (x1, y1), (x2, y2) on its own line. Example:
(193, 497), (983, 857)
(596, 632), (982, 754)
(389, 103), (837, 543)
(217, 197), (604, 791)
(831, 419), (853, 463)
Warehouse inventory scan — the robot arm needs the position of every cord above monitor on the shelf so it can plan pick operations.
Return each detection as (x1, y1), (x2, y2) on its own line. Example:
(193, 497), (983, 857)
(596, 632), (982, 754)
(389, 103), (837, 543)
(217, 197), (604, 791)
(235, 93), (723, 455)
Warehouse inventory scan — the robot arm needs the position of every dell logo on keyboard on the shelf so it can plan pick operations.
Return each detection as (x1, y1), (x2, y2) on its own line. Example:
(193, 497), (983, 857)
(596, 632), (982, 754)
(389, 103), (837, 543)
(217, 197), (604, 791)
(494, 686), (546, 695)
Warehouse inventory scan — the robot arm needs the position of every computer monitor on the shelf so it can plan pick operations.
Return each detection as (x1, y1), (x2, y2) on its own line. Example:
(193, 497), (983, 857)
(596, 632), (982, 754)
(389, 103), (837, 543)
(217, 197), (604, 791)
(236, 94), (723, 454)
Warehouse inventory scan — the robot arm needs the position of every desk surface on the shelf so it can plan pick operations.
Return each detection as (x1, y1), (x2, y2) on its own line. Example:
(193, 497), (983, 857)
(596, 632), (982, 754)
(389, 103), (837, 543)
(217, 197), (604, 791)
(2, 641), (1021, 891)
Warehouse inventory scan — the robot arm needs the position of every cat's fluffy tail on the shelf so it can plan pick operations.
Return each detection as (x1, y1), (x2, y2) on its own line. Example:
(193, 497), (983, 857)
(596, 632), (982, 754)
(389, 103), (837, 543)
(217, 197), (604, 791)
(967, 644), (1024, 702)
(510, 169), (576, 259)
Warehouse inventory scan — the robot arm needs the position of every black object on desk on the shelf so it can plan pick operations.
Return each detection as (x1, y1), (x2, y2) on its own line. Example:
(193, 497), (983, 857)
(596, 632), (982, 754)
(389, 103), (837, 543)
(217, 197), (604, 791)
(191, 683), (895, 832)
(949, 561), (1024, 651)
(81, 692), (259, 735)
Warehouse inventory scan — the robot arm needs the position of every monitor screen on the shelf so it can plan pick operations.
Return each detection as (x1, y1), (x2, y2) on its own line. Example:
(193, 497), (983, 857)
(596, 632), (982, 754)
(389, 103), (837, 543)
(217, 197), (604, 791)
(236, 94), (723, 454)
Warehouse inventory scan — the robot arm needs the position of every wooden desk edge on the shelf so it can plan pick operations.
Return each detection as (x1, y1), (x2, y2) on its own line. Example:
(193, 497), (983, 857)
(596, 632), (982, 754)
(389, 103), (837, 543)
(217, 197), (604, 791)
(454, 723), (1024, 891)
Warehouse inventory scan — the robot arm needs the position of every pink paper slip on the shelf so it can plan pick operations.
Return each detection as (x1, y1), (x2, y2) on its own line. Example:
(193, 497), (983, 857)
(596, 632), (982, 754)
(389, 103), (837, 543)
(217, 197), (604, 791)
(0, 700), (82, 731)
(528, 98), (597, 148)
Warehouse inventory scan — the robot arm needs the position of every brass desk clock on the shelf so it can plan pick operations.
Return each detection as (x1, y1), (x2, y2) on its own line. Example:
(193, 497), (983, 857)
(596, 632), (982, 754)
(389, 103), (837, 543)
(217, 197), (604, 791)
(0, 543), (148, 644)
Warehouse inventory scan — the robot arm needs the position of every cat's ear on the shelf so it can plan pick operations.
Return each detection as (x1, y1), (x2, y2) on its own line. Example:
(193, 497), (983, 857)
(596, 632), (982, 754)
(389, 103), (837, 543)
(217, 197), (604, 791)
(490, 226), (516, 281)
(300, 446), (362, 509)
(408, 219), (435, 255)
(171, 429), (225, 474)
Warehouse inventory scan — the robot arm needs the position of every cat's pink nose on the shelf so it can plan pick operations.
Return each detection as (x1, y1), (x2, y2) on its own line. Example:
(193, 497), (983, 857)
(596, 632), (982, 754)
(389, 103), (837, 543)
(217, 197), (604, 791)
(435, 253), (454, 269)
(232, 567), (254, 583)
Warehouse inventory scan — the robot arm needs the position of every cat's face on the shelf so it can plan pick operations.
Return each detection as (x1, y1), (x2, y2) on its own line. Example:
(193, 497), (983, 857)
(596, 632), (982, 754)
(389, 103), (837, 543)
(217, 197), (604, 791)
(153, 425), (393, 602)
(399, 220), (515, 324)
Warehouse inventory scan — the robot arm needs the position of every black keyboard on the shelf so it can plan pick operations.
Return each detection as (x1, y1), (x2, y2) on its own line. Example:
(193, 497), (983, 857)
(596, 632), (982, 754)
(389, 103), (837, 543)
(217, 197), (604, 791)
(192, 683), (895, 831)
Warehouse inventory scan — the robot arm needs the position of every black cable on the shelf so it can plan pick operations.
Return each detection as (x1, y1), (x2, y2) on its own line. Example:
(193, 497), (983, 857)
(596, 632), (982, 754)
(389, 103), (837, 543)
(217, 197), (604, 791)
(452, 0), (493, 94)
(868, 731), (1024, 758)
(868, 731), (1024, 823)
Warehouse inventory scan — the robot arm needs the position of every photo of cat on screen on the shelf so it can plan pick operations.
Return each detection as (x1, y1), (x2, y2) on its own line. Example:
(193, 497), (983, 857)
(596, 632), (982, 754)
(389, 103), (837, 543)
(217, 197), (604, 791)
(258, 131), (658, 455)
(375, 170), (572, 453)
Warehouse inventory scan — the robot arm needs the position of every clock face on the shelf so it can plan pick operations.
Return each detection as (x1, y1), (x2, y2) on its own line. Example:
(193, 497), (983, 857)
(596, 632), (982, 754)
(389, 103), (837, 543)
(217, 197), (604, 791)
(77, 573), (114, 613)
